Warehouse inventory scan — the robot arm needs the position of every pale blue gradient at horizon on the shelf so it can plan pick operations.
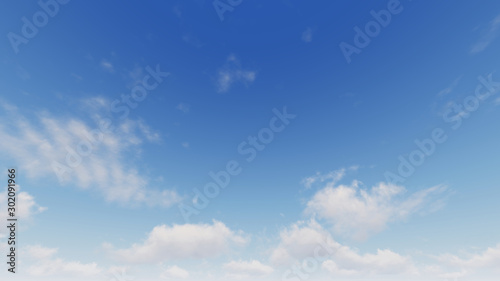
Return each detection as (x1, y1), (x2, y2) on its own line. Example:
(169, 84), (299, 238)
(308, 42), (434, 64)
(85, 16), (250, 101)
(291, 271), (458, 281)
(0, 0), (500, 280)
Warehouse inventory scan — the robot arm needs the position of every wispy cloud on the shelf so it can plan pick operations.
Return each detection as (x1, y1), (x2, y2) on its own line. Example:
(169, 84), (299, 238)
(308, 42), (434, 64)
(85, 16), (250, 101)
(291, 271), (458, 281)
(302, 27), (314, 43)
(437, 76), (463, 96)
(100, 59), (114, 73)
(301, 166), (358, 189)
(71, 73), (83, 81)
(216, 55), (257, 93)
(173, 5), (182, 19)
(176, 102), (191, 113)
(0, 101), (180, 207)
(471, 14), (500, 54)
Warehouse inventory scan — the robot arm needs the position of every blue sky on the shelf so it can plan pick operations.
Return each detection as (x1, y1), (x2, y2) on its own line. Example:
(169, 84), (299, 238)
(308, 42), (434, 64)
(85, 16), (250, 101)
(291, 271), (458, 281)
(1, 0), (500, 280)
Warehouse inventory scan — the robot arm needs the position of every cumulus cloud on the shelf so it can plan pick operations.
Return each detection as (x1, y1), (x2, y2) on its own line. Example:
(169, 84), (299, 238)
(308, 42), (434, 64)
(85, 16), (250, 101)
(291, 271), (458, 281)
(305, 176), (447, 240)
(0, 101), (180, 207)
(224, 260), (274, 278)
(270, 219), (336, 266)
(270, 220), (416, 276)
(108, 220), (248, 263)
(216, 55), (256, 93)
(161, 265), (190, 279)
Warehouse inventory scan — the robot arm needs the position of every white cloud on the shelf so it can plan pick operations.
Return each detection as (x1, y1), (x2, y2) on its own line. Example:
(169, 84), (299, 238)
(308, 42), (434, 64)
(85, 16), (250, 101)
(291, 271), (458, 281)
(437, 76), (463, 96)
(270, 220), (416, 276)
(119, 118), (161, 143)
(301, 167), (358, 189)
(437, 244), (500, 269)
(424, 245), (500, 279)
(25, 245), (102, 277)
(302, 28), (313, 43)
(322, 249), (416, 276)
(216, 55), (257, 93)
(0, 190), (46, 233)
(224, 260), (274, 278)
(105, 266), (134, 281)
(437, 270), (468, 280)
(108, 220), (248, 263)
(100, 59), (114, 72)
(471, 14), (500, 53)
(25, 245), (58, 260)
(0, 101), (180, 207)
(81, 96), (107, 110)
(161, 265), (190, 279)
(321, 260), (357, 276)
(306, 179), (447, 240)
(270, 219), (336, 266)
